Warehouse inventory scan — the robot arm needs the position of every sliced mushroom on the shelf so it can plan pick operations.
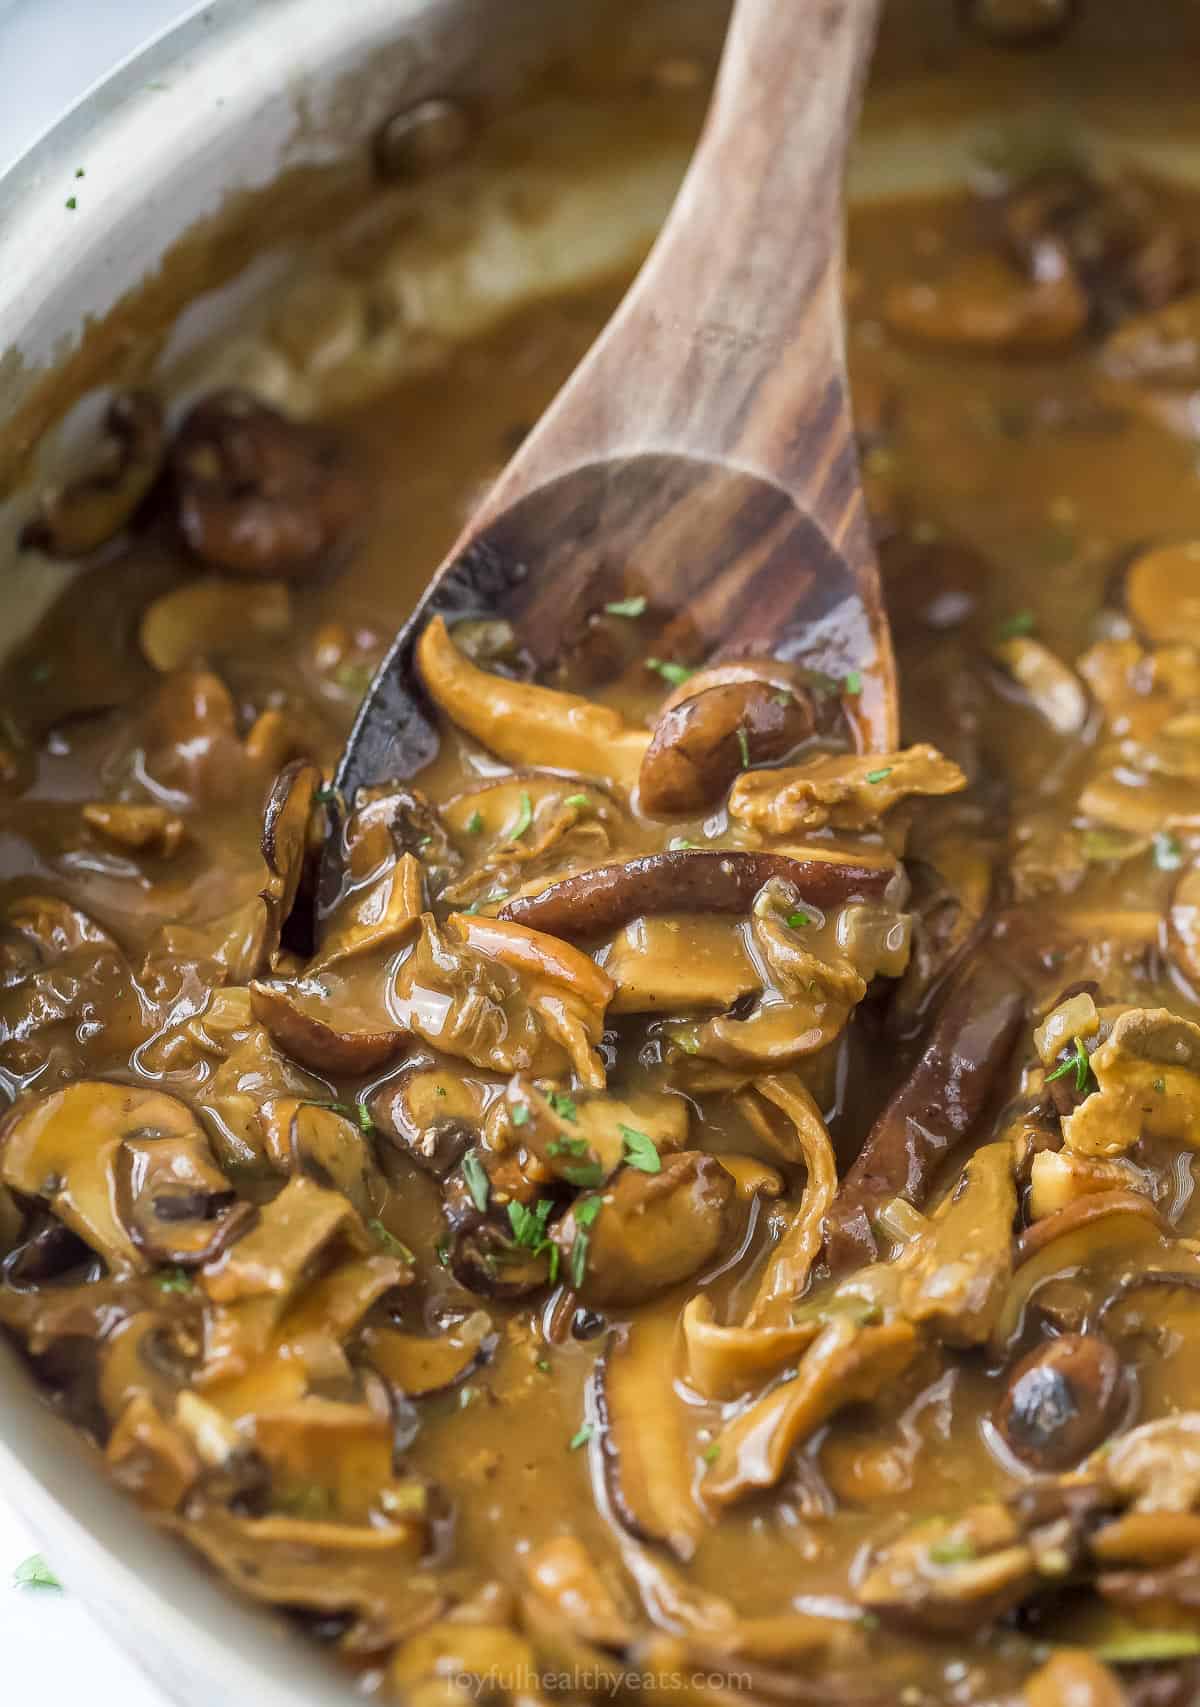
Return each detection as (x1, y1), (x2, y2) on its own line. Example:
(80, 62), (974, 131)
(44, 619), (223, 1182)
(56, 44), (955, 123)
(1123, 542), (1200, 648)
(277, 1100), (389, 1222)
(20, 391), (164, 557)
(857, 1503), (1046, 1635)
(249, 979), (407, 1075)
(501, 1076), (688, 1186)
(416, 614), (650, 795)
(554, 1152), (734, 1309)
(1063, 1006), (1200, 1157)
(682, 1295), (821, 1402)
(140, 577), (292, 673)
(521, 1536), (634, 1650)
(596, 1311), (704, 1559)
(361, 1312), (494, 1399)
(993, 636), (1090, 734)
(500, 849), (895, 940)
(639, 675), (815, 817)
(260, 758), (322, 951)
(742, 1074), (838, 1328)
(825, 954), (1025, 1270)
(314, 796), (425, 969)
(0, 1082), (243, 1274)
(0, 893), (117, 985)
(728, 745), (966, 836)
(81, 802), (187, 857)
(107, 1393), (202, 1511)
(603, 915), (761, 1015)
(994, 1334), (1123, 1470)
(170, 389), (363, 578)
(1023, 1653), (1125, 1707)
(368, 1058), (493, 1178)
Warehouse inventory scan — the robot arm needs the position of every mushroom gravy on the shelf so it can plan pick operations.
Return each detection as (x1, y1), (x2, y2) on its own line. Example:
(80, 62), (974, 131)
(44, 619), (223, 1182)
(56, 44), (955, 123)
(7, 157), (1200, 1707)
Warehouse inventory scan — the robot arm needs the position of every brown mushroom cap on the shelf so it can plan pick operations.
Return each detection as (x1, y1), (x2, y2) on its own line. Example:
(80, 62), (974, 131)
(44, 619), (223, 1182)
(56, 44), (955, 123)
(499, 850), (894, 941)
(994, 1333), (1123, 1470)
(638, 678), (815, 817)
(170, 389), (363, 578)
(249, 980), (407, 1076)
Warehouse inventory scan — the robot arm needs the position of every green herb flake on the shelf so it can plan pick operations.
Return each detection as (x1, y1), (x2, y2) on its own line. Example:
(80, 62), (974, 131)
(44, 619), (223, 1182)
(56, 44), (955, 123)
(669, 837), (697, 850)
(14, 1554), (61, 1591)
(564, 794), (591, 811)
(75, 167), (85, 179)
(736, 727), (751, 770)
(548, 1135), (589, 1158)
(574, 1197), (604, 1228)
(928, 1537), (977, 1566)
(548, 1243), (561, 1286)
(787, 911), (811, 929)
(435, 1236), (452, 1268)
(355, 1102), (375, 1136)
(369, 1220), (414, 1262)
(772, 691), (792, 707)
(548, 1090), (578, 1121)
(462, 1151), (490, 1213)
(154, 1267), (192, 1295)
(843, 671), (863, 696)
(996, 609), (1036, 641)
(459, 1385), (476, 1409)
(1045, 1034), (1096, 1096)
(465, 810), (484, 835)
(569, 1423), (595, 1451)
(511, 1102), (530, 1127)
(865, 768), (893, 785)
(646, 658), (696, 687)
(702, 1444), (720, 1465)
(1094, 1630), (1200, 1665)
(570, 1232), (590, 1289)
(1155, 831), (1185, 872)
(536, 1358), (552, 1374)
(605, 595), (647, 619)
(313, 783), (341, 806)
(276, 1482), (333, 1520)
(435, 1085), (447, 1098)
(619, 1124), (661, 1174)
(504, 793), (534, 842)
(507, 1198), (554, 1252)
(65, 196), (78, 211)
(28, 660), (52, 685)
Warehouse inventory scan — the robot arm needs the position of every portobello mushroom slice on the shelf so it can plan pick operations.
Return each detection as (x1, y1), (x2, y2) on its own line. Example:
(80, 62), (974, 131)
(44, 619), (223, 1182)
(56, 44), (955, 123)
(596, 1311), (704, 1559)
(728, 744), (966, 835)
(417, 613), (650, 796)
(500, 849), (895, 940)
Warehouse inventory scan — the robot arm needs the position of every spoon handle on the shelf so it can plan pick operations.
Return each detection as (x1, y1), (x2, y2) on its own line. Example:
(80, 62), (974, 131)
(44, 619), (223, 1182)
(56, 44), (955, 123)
(478, 0), (881, 551)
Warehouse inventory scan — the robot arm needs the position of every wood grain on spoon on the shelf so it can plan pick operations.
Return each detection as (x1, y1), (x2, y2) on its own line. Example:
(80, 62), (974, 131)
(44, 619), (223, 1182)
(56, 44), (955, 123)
(336, 0), (893, 807)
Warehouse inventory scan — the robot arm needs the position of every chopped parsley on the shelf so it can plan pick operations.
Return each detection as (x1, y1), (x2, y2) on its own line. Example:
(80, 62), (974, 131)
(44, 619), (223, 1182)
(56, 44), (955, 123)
(865, 767), (893, 784)
(465, 888), (509, 914)
(563, 1160), (605, 1189)
(669, 837), (697, 850)
(995, 609), (1036, 641)
(787, 911), (811, 929)
(1155, 831), (1185, 872)
(843, 671), (863, 696)
(619, 1124), (661, 1174)
(564, 793), (591, 811)
(536, 1358), (552, 1374)
(1154, 1077), (1166, 1094)
(511, 1102), (530, 1127)
(313, 784), (342, 806)
(604, 595), (647, 618)
(548, 1091), (578, 1121)
(154, 1267), (192, 1295)
(504, 792), (534, 841)
(702, 1443), (720, 1465)
(507, 1198), (554, 1251)
(548, 1135), (590, 1158)
(569, 1197), (604, 1288)
(435, 1236), (452, 1267)
(736, 727), (751, 769)
(276, 1482), (333, 1520)
(462, 1151), (490, 1213)
(646, 658), (696, 687)
(465, 810), (484, 834)
(13, 1554), (61, 1591)
(369, 1220), (414, 1261)
(65, 196), (77, 210)
(1093, 1630), (1200, 1664)
(569, 1423), (595, 1451)
(1045, 1034), (1096, 1095)
(928, 1537), (977, 1566)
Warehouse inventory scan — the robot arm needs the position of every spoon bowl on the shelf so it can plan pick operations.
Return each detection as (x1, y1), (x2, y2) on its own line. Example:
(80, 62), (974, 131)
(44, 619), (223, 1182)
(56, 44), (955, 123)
(337, 0), (894, 804)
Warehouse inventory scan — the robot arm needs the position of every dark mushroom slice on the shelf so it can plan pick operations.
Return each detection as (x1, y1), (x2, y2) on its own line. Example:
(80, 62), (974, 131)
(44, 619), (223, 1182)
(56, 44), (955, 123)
(994, 1333), (1123, 1470)
(639, 671), (815, 817)
(170, 389), (363, 578)
(113, 1127), (256, 1267)
(824, 954), (1026, 1271)
(368, 1058), (494, 1179)
(595, 1311), (704, 1559)
(284, 1101), (388, 1223)
(500, 850), (894, 941)
(449, 1222), (552, 1301)
(260, 757), (322, 950)
(554, 1152), (735, 1309)
(249, 979), (408, 1076)
(20, 390), (164, 557)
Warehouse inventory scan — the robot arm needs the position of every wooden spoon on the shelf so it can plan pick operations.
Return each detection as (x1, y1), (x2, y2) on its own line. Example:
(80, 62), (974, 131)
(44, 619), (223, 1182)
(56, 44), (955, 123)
(337, 0), (893, 808)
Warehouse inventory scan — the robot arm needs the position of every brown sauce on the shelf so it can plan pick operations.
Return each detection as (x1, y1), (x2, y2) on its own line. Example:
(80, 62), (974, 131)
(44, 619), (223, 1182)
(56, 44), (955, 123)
(6, 136), (1200, 1707)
